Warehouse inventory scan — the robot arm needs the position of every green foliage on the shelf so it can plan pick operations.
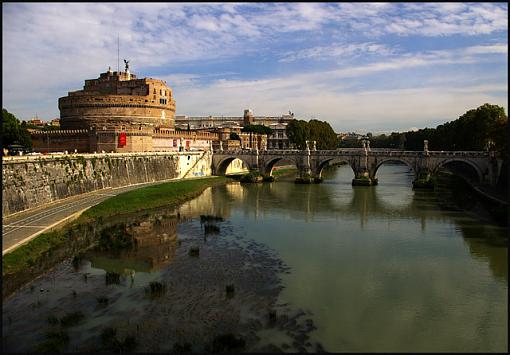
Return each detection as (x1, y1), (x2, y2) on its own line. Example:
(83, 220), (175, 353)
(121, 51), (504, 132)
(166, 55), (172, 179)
(82, 177), (228, 219)
(241, 124), (273, 135)
(2, 229), (67, 274)
(286, 119), (338, 150)
(368, 104), (508, 156)
(271, 168), (297, 176)
(240, 171), (262, 183)
(286, 119), (308, 149)
(229, 132), (241, 141)
(2, 108), (32, 150)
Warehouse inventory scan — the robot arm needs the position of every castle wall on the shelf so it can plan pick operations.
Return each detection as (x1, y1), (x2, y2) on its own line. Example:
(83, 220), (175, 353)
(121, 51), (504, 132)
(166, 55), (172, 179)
(31, 130), (91, 153)
(2, 152), (212, 216)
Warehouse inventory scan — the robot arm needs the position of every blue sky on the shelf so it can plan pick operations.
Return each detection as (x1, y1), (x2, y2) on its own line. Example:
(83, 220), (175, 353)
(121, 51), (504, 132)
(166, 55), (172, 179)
(2, 2), (508, 133)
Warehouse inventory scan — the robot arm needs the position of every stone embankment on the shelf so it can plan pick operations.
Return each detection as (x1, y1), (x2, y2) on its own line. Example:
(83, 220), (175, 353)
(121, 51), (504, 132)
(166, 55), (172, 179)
(2, 151), (212, 217)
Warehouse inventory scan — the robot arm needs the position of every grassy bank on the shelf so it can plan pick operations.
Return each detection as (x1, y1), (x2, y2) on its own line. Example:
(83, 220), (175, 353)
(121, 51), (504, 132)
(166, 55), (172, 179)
(81, 176), (228, 220)
(272, 168), (297, 176)
(3, 176), (229, 280)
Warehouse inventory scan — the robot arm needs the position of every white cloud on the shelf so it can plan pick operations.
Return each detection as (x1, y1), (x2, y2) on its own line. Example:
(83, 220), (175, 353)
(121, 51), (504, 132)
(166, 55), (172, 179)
(2, 2), (507, 128)
(173, 51), (507, 131)
(279, 42), (397, 63)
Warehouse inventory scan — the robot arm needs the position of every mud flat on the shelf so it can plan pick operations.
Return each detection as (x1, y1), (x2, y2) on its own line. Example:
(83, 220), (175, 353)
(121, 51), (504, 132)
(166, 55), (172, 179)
(2, 207), (324, 352)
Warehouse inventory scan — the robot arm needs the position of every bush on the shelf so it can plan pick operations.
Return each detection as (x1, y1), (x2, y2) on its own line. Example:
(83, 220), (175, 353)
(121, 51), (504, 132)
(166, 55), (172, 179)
(105, 272), (121, 285)
(148, 281), (166, 296)
(240, 172), (263, 183)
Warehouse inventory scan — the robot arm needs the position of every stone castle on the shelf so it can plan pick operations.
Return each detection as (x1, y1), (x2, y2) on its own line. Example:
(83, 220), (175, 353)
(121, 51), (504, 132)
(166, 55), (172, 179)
(31, 63), (293, 153)
(59, 66), (176, 130)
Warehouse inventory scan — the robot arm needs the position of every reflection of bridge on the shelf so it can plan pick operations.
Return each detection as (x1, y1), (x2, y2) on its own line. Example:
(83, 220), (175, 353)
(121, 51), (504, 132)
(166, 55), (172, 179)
(212, 145), (502, 186)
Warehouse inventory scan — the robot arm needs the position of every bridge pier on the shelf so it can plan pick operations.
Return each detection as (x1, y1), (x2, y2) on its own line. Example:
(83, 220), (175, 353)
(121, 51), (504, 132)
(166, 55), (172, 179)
(412, 168), (434, 189)
(352, 170), (378, 186)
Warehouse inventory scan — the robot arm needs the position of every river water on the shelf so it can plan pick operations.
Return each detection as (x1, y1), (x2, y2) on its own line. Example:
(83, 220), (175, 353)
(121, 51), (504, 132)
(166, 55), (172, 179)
(3, 163), (508, 352)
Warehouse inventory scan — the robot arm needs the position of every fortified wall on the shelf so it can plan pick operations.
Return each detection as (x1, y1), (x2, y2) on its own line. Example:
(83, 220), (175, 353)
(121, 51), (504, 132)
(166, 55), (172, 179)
(2, 152), (212, 216)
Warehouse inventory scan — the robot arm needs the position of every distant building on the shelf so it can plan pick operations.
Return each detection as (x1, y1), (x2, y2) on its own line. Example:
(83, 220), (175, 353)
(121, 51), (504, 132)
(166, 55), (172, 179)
(50, 118), (60, 127)
(28, 118), (45, 126)
(175, 109), (294, 130)
(176, 109), (294, 150)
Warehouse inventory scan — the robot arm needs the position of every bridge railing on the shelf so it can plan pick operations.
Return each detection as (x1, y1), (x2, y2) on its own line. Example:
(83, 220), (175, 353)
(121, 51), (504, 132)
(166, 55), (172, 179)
(212, 149), (489, 158)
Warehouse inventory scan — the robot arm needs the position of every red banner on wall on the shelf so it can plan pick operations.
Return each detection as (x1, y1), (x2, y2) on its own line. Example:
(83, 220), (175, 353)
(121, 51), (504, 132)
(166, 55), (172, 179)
(118, 132), (127, 147)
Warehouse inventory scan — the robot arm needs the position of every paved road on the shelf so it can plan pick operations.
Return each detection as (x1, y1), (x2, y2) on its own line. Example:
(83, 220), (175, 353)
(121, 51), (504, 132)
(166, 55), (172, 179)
(2, 180), (175, 254)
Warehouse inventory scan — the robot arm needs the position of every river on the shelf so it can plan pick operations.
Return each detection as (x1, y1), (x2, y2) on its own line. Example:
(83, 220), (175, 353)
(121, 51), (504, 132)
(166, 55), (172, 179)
(2, 163), (508, 352)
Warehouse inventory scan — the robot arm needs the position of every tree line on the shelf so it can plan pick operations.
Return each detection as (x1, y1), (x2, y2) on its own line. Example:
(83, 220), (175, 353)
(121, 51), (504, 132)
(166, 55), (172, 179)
(2, 108), (32, 150)
(335, 104), (508, 158)
(285, 119), (338, 150)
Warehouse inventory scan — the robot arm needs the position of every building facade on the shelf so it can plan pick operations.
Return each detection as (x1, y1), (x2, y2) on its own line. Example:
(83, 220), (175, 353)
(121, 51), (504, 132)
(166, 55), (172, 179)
(59, 66), (176, 130)
(176, 109), (293, 150)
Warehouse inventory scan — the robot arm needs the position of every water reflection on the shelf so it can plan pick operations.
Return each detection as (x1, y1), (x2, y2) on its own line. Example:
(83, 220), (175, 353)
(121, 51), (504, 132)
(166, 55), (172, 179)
(212, 163), (507, 352)
(3, 163), (507, 353)
(89, 216), (179, 274)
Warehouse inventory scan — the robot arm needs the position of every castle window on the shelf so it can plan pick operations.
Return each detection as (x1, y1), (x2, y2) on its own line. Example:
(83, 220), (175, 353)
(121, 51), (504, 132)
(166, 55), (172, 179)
(153, 88), (156, 94)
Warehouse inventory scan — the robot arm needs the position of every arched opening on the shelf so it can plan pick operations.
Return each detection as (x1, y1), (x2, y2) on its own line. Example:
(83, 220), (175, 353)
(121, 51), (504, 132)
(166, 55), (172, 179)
(265, 158), (298, 177)
(317, 158), (355, 181)
(216, 157), (250, 176)
(373, 160), (415, 209)
(435, 159), (482, 184)
(373, 159), (415, 186)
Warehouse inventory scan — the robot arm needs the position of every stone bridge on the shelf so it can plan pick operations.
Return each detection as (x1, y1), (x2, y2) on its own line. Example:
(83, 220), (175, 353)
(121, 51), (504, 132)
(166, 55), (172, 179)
(212, 141), (502, 187)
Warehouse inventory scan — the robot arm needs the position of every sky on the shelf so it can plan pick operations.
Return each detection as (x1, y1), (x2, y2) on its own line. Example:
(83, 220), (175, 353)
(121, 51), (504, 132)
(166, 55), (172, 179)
(2, 2), (508, 133)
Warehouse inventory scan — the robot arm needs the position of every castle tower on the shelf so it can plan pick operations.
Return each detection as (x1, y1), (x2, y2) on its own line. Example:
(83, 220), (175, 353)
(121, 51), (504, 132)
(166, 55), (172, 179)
(243, 108), (254, 126)
(59, 66), (176, 130)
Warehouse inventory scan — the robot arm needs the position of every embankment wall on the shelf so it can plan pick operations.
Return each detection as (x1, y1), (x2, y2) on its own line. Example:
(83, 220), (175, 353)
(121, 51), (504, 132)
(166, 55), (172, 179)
(2, 151), (212, 216)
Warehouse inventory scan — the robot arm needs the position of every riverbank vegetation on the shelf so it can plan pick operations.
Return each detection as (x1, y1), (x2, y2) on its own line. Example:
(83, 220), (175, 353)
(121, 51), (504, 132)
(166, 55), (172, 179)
(81, 177), (228, 220)
(2, 108), (32, 151)
(2, 177), (229, 295)
(286, 119), (338, 150)
(339, 104), (508, 157)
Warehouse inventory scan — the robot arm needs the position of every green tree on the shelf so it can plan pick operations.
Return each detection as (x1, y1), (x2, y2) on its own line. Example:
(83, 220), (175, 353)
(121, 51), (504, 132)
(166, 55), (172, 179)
(286, 119), (309, 149)
(2, 108), (32, 150)
(369, 104), (508, 155)
(287, 119), (339, 150)
(308, 119), (338, 150)
(241, 124), (273, 135)
(229, 132), (241, 141)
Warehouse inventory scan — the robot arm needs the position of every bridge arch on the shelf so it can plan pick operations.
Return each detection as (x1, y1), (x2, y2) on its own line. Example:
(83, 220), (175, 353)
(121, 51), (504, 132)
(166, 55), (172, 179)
(214, 156), (252, 176)
(316, 158), (356, 178)
(433, 158), (483, 183)
(372, 158), (417, 180)
(263, 157), (300, 176)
